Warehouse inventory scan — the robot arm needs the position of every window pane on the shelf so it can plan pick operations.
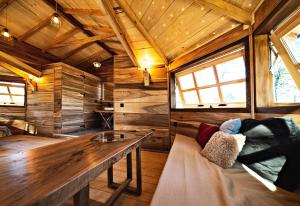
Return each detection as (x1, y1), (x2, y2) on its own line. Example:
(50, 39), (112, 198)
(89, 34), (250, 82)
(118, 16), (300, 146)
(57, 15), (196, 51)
(221, 82), (246, 103)
(199, 87), (220, 104)
(216, 56), (246, 82)
(178, 74), (195, 90)
(9, 87), (25, 95)
(0, 86), (9, 94)
(272, 56), (300, 103)
(0, 95), (12, 104)
(194, 67), (216, 87)
(11, 96), (24, 105)
(183, 90), (199, 104)
(281, 24), (300, 63)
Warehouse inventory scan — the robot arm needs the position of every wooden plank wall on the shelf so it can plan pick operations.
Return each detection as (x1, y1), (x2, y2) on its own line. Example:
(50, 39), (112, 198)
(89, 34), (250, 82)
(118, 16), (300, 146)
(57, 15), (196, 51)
(113, 55), (170, 151)
(0, 107), (26, 134)
(26, 68), (55, 135)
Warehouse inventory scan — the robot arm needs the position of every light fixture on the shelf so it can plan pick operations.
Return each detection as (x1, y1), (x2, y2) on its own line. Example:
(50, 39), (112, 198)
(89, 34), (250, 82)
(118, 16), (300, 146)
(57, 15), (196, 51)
(93, 61), (102, 68)
(1, 7), (12, 41)
(51, 1), (61, 28)
(139, 51), (153, 86)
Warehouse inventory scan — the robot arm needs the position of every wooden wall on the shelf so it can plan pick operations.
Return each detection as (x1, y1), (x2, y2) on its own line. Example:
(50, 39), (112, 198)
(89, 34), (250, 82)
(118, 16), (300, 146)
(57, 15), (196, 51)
(0, 107), (26, 134)
(26, 68), (55, 135)
(113, 55), (170, 151)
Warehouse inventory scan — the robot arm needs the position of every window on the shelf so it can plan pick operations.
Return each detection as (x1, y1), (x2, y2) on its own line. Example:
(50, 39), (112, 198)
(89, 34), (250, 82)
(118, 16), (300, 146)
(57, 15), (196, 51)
(269, 9), (300, 104)
(0, 81), (25, 106)
(175, 48), (247, 108)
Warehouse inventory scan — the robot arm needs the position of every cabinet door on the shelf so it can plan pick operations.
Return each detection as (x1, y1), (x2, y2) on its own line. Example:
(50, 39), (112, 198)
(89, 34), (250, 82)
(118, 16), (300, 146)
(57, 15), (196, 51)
(61, 67), (84, 133)
(84, 72), (101, 128)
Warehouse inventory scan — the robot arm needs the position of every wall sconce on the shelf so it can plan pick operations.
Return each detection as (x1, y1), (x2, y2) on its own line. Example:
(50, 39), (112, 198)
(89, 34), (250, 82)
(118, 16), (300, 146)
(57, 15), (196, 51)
(139, 53), (152, 86)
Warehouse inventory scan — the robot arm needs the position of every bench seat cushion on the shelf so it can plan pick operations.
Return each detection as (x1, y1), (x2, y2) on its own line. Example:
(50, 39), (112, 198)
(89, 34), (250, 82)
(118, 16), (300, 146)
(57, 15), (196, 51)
(150, 134), (300, 206)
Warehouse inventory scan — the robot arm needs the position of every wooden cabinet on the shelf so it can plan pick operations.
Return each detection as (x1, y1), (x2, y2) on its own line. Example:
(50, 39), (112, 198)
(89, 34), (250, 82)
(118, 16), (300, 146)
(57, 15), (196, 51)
(27, 63), (101, 135)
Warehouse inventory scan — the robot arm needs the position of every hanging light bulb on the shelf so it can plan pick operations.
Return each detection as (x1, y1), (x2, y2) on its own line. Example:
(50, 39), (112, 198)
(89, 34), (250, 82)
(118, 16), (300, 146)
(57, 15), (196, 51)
(93, 61), (102, 68)
(51, 13), (61, 27)
(51, 1), (61, 28)
(1, 7), (12, 41)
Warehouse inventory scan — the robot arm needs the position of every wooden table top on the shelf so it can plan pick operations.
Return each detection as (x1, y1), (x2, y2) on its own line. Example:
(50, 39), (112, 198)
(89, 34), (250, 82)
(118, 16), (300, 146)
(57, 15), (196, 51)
(0, 131), (152, 206)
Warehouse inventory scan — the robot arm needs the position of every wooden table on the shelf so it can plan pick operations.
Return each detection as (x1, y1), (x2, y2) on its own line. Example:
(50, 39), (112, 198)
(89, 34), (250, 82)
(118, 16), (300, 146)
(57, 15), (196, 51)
(0, 131), (152, 206)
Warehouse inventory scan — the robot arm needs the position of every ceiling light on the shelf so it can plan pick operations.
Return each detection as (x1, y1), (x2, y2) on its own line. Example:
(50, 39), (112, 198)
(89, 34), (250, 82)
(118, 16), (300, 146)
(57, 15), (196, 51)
(93, 61), (102, 68)
(51, 13), (61, 28)
(1, 27), (12, 41)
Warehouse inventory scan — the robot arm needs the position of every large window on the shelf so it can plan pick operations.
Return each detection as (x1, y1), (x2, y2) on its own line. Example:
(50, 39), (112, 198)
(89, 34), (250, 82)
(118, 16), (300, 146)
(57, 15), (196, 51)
(0, 81), (25, 106)
(270, 9), (300, 104)
(175, 48), (247, 108)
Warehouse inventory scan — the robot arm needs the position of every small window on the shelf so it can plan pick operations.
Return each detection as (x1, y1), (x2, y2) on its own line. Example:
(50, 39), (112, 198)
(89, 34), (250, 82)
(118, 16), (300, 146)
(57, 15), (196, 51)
(281, 24), (300, 64)
(270, 46), (300, 103)
(175, 47), (247, 108)
(0, 81), (25, 106)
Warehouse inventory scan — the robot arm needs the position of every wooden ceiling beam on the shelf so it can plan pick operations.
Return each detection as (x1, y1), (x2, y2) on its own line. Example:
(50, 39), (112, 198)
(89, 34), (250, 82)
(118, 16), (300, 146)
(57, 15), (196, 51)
(0, 38), (59, 65)
(43, 0), (116, 55)
(0, 51), (42, 77)
(169, 25), (249, 71)
(102, 0), (138, 66)
(50, 33), (115, 49)
(18, 15), (53, 42)
(116, 0), (168, 65)
(197, 0), (253, 25)
(83, 25), (114, 33)
(43, 28), (81, 51)
(0, 0), (16, 13)
(62, 42), (95, 60)
(64, 8), (105, 16)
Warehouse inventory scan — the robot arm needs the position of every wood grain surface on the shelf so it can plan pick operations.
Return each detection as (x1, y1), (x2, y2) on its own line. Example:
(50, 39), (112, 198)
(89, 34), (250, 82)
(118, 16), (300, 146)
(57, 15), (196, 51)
(0, 131), (151, 206)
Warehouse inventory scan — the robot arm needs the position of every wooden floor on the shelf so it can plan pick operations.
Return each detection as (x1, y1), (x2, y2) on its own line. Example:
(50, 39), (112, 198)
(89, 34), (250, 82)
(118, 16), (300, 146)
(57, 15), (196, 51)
(64, 150), (168, 206)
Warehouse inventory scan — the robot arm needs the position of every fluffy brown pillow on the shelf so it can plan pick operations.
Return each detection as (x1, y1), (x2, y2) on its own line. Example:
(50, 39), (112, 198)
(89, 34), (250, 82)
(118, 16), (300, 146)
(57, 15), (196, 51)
(201, 131), (246, 168)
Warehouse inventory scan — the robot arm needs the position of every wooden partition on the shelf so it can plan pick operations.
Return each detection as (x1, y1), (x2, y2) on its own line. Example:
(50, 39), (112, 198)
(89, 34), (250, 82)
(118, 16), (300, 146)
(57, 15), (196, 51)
(0, 107), (26, 134)
(27, 63), (101, 135)
(113, 55), (170, 151)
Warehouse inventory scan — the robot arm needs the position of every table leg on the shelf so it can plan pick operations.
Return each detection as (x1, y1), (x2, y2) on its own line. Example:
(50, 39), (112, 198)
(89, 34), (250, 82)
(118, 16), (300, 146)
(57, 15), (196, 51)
(74, 184), (89, 206)
(107, 146), (142, 195)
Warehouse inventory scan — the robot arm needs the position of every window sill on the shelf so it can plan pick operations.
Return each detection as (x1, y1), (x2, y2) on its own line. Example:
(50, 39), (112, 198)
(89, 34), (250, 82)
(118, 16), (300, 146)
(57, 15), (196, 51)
(171, 107), (250, 113)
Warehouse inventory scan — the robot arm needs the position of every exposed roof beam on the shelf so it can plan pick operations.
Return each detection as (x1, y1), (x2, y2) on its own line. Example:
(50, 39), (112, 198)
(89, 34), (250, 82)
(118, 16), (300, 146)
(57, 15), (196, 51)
(43, 0), (116, 55)
(18, 15), (53, 42)
(197, 0), (253, 25)
(117, 0), (168, 65)
(62, 42), (95, 60)
(0, 51), (42, 77)
(50, 33), (115, 49)
(43, 28), (81, 51)
(0, 0), (15, 13)
(64, 8), (105, 16)
(169, 26), (249, 71)
(0, 38), (59, 65)
(83, 25), (114, 33)
(102, 0), (138, 66)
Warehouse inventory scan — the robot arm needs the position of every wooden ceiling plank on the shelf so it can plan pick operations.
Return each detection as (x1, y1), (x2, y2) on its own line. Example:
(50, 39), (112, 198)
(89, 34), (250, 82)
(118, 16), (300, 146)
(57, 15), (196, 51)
(62, 42), (95, 60)
(0, 51), (42, 77)
(64, 8), (105, 16)
(83, 25), (114, 33)
(18, 15), (53, 42)
(117, 0), (168, 65)
(50, 33), (116, 49)
(0, 38), (59, 65)
(43, 28), (81, 51)
(196, 0), (252, 25)
(0, 0), (16, 13)
(75, 51), (103, 67)
(169, 25), (249, 71)
(102, 0), (138, 66)
(43, 0), (116, 55)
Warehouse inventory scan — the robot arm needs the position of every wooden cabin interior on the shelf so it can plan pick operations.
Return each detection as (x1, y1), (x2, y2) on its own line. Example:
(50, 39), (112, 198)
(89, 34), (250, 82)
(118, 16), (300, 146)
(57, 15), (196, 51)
(0, 0), (300, 205)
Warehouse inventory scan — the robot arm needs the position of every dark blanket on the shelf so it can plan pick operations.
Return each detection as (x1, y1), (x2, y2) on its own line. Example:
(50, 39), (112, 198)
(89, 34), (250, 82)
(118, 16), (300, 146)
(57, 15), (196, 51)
(237, 117), (300, 191)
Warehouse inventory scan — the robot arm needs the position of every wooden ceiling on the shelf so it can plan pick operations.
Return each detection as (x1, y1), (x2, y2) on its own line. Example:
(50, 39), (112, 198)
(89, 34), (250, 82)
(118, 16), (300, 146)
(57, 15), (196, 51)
(0, 0), (126, 71)
(0, 0), (278, 73)
(100, 0), (264, 68)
